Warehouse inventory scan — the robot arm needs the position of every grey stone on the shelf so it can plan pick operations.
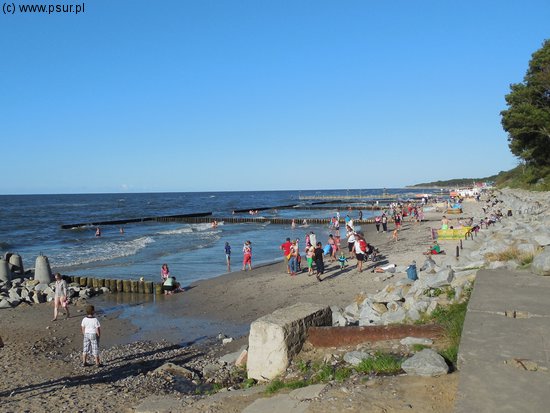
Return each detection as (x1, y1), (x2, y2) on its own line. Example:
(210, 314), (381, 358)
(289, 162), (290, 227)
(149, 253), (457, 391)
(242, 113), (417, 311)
(532, 249), (550, 276)
(401, 348), (449, 377)
(219, 350), (242, 365)
(330, 306), (347, 326)
(0, 299), (11, 308)
(343, 351), (371, 366)
(343, 301), (360, 321)
(247, 303), (331, 381)
(533, 233), (550, 247)
(400, 337), (434, 346)
(380, 308), (407, 325)
(425, 267), (455, 288)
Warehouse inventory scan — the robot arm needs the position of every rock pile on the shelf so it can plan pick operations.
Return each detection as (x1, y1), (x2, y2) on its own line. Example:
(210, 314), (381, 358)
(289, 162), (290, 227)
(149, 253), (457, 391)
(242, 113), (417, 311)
(0, 276), (110, 309)
(333, 188), (550, 329)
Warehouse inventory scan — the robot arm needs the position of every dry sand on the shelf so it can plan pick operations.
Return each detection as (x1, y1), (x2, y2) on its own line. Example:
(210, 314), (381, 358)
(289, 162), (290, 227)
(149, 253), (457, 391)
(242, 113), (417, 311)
(0, 201), (483, 412)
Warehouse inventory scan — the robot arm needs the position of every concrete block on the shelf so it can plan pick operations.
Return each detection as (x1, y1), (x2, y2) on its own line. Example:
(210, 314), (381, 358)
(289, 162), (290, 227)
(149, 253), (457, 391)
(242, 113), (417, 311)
(247, 303), (331, 381)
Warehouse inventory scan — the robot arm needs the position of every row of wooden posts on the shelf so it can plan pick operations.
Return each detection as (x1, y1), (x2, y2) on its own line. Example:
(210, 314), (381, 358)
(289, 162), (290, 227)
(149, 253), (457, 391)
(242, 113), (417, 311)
(67, 275), (162, 294)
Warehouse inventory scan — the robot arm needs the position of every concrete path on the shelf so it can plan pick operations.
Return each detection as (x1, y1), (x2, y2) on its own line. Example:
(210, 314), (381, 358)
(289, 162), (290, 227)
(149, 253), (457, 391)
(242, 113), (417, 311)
(455, 269), (550, 413)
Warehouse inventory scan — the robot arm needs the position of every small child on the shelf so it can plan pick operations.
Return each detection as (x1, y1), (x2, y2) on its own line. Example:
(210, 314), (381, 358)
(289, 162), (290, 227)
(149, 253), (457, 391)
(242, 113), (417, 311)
(337, 252), (348, 270)
(81, 305), (101, 367)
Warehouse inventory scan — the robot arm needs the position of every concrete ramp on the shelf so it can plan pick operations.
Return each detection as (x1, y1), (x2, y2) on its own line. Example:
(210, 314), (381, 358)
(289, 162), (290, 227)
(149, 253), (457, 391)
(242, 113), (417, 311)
(455, 269), (550, 412)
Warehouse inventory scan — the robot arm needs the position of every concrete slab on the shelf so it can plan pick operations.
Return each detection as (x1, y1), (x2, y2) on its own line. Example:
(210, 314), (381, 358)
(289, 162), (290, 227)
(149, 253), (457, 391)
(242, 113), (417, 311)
(455, 269), (550, 413)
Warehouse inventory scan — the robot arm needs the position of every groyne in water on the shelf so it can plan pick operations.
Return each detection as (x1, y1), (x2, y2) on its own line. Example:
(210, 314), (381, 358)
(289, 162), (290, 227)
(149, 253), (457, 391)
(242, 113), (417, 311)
(67, 274), (160, 294)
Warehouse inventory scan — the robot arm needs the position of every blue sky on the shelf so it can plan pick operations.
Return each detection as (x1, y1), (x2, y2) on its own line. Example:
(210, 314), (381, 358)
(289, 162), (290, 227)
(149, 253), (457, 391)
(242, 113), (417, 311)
(1, 0), (549, 194)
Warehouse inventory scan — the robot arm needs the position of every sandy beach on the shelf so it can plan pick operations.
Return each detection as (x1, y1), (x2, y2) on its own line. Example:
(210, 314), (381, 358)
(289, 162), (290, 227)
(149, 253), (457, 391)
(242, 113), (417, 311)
(0, 199), (486, 412)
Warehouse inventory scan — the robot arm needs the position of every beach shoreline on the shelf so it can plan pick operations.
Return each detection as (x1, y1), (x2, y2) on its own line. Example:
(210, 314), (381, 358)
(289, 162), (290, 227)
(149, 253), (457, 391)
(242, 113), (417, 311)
(2, 191), (530, 412)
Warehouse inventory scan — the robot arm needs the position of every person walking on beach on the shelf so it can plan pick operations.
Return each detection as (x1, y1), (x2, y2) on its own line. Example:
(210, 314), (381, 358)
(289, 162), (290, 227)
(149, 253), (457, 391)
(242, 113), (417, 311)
(52, 272), (69, 321)
(225, 242), (231, 272)
(280, 237), (292, 274)
(160, 264), (170, 282)
(328, 234), (337, 262)
(242, 241), (252, 271)
(306, 242), (315, 276)
(381, 214), (388, 233)
(81, 305), (101, 367)
(288, 240), (298, 276)
(375, 215), (381, 233)
(314, 242), (324, 281)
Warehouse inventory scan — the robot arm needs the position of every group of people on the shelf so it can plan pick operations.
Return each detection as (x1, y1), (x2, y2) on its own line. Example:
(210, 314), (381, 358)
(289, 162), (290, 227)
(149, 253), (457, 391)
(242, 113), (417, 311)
(50, 273), (102, 367)
(160, 263), (183, 295)
(280, 236), (325, 281)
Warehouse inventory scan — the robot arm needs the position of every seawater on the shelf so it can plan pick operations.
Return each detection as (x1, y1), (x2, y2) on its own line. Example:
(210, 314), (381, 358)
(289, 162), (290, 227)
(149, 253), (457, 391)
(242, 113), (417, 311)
(0, 189), (423, 286)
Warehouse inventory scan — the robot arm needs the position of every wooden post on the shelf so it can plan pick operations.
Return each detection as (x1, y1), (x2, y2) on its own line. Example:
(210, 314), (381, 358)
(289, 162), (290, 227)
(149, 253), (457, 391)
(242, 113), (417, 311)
(155, 283), (163, 295)
(87, 278), (93, 288)
(109, 279), (117, 292)
(131, 280), (138, 293)
(116, 279), (123, 292)
(92, 278), (99, 288)
(80, 277), (87, 287)
(123, 279), (131, 292)
(73, 276), (80, 285)
(138, 281), (145, 294)
(146, 281), (154, 294)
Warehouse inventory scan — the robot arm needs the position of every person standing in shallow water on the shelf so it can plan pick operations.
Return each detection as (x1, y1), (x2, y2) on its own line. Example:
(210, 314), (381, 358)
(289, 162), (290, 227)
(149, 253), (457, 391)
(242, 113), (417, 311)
(242, 240), (252, 271)
(225, 242), (231, 272)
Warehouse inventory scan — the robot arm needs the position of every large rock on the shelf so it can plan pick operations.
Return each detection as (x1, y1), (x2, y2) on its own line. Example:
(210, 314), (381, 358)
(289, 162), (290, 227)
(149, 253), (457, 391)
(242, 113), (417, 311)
(0, 299), (11, 309)
(532, 249), (550, 276)
(343, 351), (371, 366)
(425, 267), (454, 288)
(401, 348), (449, 376)
(0, 259), (12, 283)
(331, 306), (347, 326)
(247, 303), (331, 381)
(34, 255), (52, 284)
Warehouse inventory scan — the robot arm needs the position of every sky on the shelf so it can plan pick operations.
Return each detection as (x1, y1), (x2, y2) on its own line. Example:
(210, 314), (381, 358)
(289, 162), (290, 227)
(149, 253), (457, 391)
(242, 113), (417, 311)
(1, 0), (549, 194)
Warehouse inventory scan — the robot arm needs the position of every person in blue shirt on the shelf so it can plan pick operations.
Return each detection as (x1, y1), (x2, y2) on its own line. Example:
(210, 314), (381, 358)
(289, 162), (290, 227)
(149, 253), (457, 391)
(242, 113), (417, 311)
(225, 242), (231, 272)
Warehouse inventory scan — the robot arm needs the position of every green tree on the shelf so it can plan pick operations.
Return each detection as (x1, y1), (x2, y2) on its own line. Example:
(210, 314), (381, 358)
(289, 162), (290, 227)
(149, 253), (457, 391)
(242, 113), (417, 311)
(501, 39), (550, 166)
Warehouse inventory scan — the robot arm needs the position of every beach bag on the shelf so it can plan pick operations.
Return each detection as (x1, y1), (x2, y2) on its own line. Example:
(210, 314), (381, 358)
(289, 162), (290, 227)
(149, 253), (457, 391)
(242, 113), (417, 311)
(406, 264), (418, 281)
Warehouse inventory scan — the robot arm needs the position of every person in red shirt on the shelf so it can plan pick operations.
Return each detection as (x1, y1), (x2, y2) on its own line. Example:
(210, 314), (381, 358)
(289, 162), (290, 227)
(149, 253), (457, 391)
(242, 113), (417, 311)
(280, 237), (292, 274)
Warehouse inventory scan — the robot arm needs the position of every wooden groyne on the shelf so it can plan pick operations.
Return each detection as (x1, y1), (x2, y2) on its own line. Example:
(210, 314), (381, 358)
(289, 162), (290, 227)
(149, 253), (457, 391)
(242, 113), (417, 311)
(61, 212), (213, 229)
(67, 274), (162, 294)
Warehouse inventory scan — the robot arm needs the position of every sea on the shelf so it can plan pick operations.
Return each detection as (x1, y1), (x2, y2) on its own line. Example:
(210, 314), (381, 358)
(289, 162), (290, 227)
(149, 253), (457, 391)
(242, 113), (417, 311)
(0, 189), (429, 344)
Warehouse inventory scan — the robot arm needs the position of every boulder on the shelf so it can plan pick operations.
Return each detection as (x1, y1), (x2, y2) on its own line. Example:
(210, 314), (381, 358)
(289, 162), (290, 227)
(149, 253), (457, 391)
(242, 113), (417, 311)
(380, 308), (407, 325)
(425, 267), (454, 289)
(343, 302), (360, 322)
(0, 299), (12, 309)
(247, 303), (331, 381)
(343, 351), (371, 366)
(401, 349), (449, 376)
(331, 306), (347, 326)
(533, 233), (550, 247)
(358, 303), (382, 326)
(532, 249), (550, 276)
